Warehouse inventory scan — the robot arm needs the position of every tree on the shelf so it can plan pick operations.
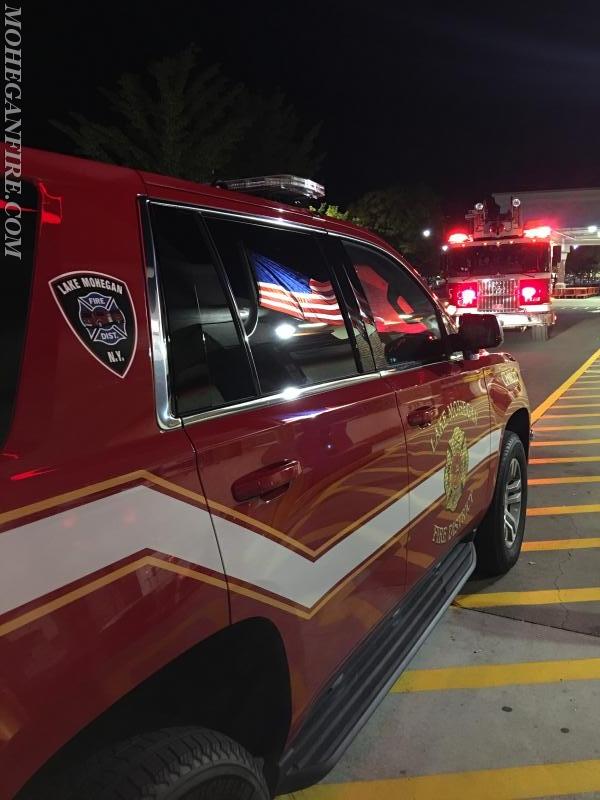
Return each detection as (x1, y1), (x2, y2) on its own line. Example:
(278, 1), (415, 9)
(222, 90), (323, 178)
(53, 46), (249, 182)
(310, 203), (349, 220)
(349, 185), (443, 272)
(53, 47), (323, 184)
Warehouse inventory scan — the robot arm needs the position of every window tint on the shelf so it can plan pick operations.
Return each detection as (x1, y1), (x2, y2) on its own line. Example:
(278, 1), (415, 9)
(207, 219), (359, 395)
(1, 181), (38, 447)
(150, 204), (256, 416)
(343, 241), (444, 369)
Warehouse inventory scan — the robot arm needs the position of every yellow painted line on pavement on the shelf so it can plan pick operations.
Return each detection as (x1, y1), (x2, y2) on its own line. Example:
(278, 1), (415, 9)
(553, 403), (600, 409)
(528, 503), (600, 516)
(530, 455), (600, 464)
(529, 475), (600, 485)
(534, 423), (600, 431)
(543, 412), (600, 418)
(455, 587), (600, 608)
(560, 394), (600, 399)
(531, 438), (600, 447)
(523, 538), (600, 551)
(391, 657), (600, 693)
(279, 759), (600, 800)
(531, 346), (600, 422)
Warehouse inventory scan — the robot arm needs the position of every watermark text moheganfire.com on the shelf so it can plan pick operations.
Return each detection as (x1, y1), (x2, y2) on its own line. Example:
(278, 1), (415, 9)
(5, 3), (22, 259)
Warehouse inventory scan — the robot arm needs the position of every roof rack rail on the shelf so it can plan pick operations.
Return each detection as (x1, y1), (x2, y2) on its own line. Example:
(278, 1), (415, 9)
(214, 175), (325, 206)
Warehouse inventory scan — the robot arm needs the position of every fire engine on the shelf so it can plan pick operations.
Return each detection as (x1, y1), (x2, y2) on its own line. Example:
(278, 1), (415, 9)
(443, 198), (556, 341)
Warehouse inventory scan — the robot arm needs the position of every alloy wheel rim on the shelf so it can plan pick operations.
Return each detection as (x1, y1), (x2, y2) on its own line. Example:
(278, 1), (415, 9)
(504, 457), (522, 547)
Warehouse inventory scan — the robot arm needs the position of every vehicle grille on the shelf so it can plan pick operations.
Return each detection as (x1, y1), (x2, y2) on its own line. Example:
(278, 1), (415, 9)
(477, 278), (518, 312)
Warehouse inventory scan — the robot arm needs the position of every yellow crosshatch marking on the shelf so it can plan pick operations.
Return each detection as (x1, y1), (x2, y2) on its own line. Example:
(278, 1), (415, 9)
(529, 476), (600, 485)
(530, 347), (600, 422)
(391, 657), (600, 693)
(455, 587), (600, 608)
(534, 423), (600, 431)
(278, 759), (600, 799)
(522, 538), (600, 551)
(559, 394), (600, 399)
(553, 403), (600, 409)
(528, 504), (600, 516)
(531, 438), (600, 447)
(542, 412), (600, 418)
(530, 455), (600, 464)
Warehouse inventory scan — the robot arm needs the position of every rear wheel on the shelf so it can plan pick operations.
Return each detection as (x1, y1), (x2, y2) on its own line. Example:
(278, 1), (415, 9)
(475, 431), (527, 576)
(62, 727), (271, 800)
(531, 324), (549, 341)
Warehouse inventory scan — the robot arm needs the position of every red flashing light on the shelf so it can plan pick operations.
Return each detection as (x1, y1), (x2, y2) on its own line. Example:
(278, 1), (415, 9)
(519, 279), (550, 305)
(523, 225), (551, 239)
(449, 281), (478, 309)
(448, 232), (470, 244)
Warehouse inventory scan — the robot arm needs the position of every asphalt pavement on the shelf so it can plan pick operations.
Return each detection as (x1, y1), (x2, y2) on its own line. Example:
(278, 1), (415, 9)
(495, 297), (600, 411)
(282, 297), (600, 800)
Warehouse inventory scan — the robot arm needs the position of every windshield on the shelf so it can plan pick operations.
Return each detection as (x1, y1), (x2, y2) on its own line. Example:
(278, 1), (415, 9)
(446, 242), (550, 277)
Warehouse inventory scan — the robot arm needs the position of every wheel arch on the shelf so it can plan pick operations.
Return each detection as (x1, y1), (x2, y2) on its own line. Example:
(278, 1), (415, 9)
(18, 617), (291, 798)
(504, 407), (531, 459)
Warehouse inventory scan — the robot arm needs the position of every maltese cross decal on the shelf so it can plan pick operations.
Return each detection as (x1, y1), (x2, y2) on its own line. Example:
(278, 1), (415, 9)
(50, 271), (137, 377)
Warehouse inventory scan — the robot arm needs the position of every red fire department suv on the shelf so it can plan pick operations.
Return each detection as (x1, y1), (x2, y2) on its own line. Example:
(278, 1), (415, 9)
(1, 148), (530, 800)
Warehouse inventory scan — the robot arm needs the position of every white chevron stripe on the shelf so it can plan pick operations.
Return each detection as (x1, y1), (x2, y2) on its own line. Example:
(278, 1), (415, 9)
(0, 429), (501, 620)
(214, 430), (500, 608)
(0, 487), (223, 618)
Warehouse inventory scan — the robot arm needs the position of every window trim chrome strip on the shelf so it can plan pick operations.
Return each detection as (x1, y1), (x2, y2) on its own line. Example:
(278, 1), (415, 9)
(138, 197), (182, 430)
(181, 372), (382, 427)
(148, 198), (327, 234)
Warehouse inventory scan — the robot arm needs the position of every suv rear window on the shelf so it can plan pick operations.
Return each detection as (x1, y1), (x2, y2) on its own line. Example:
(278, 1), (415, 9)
(1, 181), (38, 447)
(150, 204), (257, 417)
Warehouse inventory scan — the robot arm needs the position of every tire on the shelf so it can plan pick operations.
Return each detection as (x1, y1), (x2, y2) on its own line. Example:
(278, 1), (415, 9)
(475, 431), (527, 576)
(61, 727), (270, 800)
(531, 325), (549, 341)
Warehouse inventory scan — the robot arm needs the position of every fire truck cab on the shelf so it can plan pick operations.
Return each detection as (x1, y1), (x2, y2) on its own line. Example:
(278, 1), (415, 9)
(444, 198), (556, 341)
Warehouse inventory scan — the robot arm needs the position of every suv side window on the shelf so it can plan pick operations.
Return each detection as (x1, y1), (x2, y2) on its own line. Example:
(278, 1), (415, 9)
(207, 218), (360, 395)
(150, 204), (257, 416)
(343, 240), (445, 370)
(1, 180), (38, 447)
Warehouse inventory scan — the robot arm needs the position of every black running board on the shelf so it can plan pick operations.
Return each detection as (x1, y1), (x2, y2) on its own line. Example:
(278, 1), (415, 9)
(276, 541), (476, 794)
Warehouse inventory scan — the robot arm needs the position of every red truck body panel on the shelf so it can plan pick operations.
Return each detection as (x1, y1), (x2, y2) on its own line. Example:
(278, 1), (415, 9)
(0, 148), (529, 798)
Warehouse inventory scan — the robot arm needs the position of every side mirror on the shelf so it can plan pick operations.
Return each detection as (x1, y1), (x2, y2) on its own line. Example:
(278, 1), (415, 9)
(458, 313), (503, 352)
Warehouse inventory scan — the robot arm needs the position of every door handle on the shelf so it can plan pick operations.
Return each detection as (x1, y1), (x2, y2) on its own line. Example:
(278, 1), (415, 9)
(232, 460), (302, 503)
(407, 406), (437, 427)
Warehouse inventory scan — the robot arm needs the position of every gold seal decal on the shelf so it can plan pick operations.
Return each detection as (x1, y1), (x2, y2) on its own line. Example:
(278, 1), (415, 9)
(443, 427), (469, 511)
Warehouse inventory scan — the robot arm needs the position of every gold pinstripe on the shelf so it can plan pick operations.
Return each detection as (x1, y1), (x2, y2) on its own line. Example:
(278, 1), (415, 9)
(0, 451), (497, 634)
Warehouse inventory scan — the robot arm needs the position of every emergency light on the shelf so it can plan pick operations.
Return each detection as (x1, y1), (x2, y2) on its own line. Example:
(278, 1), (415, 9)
(216, 175), (325, 205)
(449, 281), (478, 309)
(519, 279), (550, 305)
(448, 232), (470, 244)
(523, 225), (551, 239)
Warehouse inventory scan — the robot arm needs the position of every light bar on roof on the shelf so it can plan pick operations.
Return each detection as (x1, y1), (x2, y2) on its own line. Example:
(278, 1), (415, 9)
(524, 225), (551, 239)
(448, 232), (470, 244)
(219, 175), (325, 203)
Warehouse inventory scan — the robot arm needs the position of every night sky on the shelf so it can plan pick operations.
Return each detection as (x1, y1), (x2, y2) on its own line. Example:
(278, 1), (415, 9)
(29, 0), (600, 212)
